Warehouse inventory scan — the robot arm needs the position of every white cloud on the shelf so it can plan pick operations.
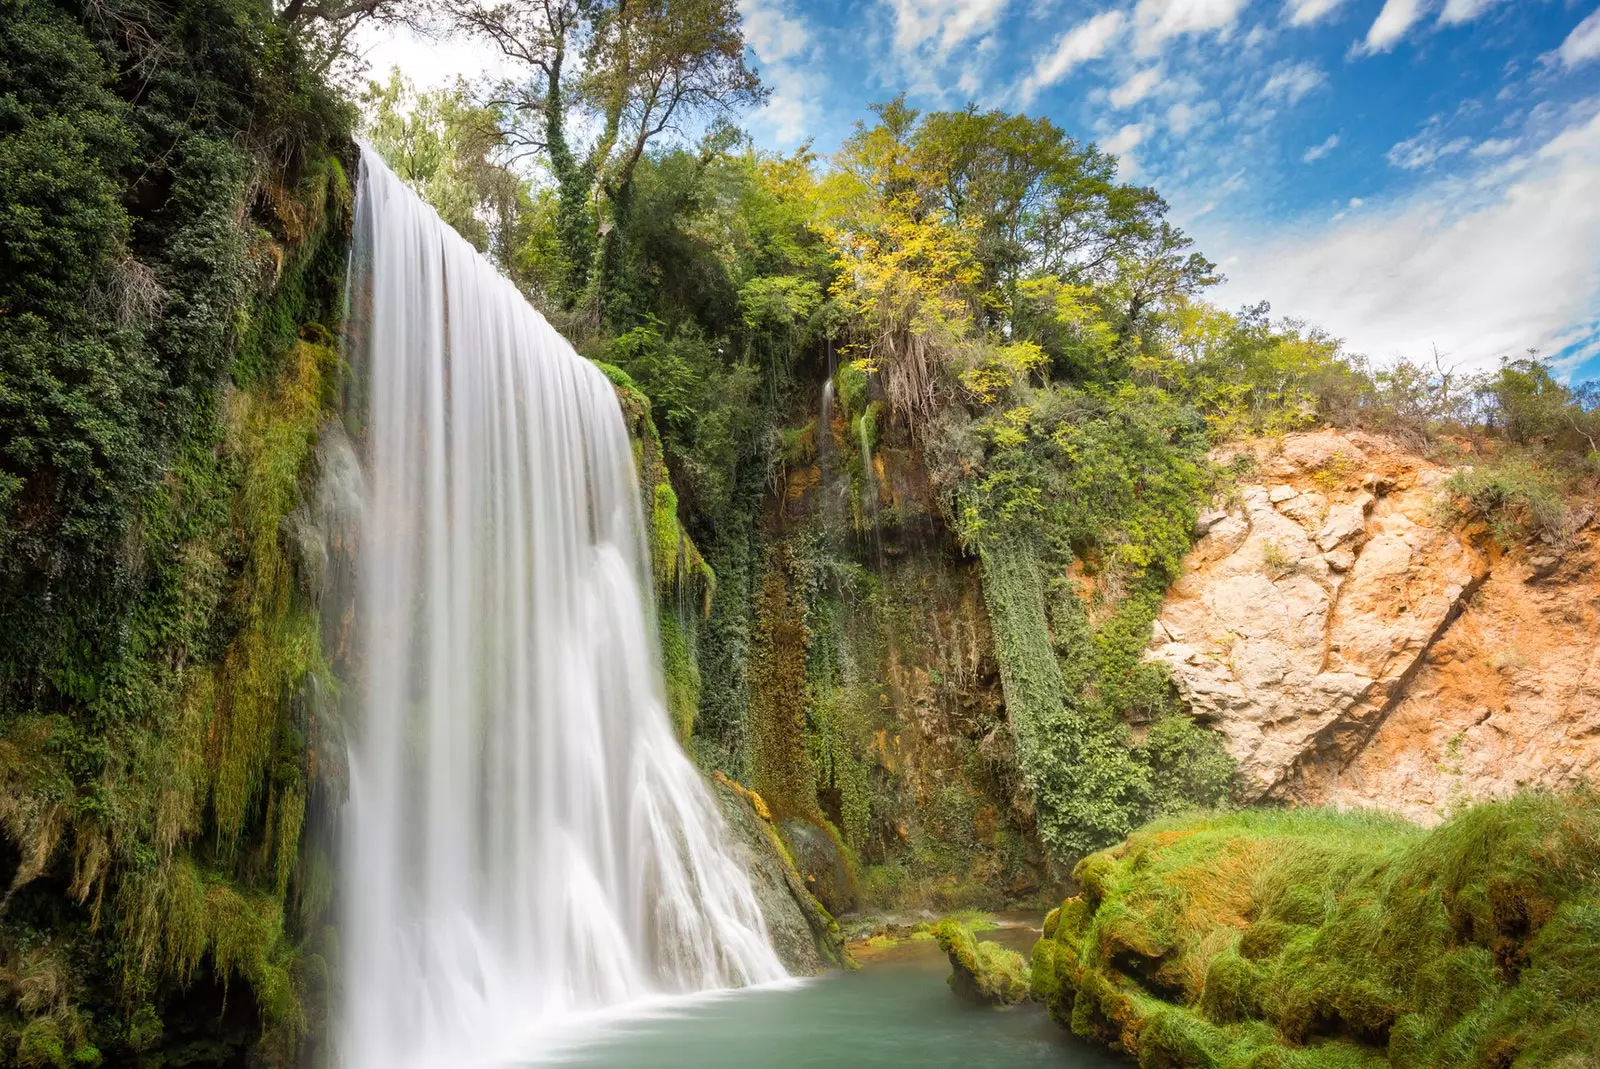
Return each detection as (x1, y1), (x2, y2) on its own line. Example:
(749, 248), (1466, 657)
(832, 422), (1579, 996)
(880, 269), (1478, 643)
(1472, 137), (1517, 158)
(1105, 123), (1148, 155)
(1438, 0), (1506, 25)
(1561, 7), (1600, 69)
(888, 0), (1010, 57)
(1208, 103), (1600, 372)
(1104, 122), (1148, 179)
(738, 0), (818, 146)
(1167, 99), (1217, 135)
(1284, 0), (1349, 26)
(1303, 134), (1340, 162)
(1262, 61), (1327, 105)
(1387, 118), (1474, 169)
(1019, 10), (1126, 104)
(1132, 0), (1252, 53)
(740, 0), (810, 62)
(1361, 0), (1432, 54)
(1111, 67), (1165, 109)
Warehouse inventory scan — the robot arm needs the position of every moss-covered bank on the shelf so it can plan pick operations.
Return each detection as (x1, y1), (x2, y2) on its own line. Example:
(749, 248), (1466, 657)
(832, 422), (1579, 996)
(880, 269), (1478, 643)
(0, 1), (355, 1061)
(1031, 791), (1600, 1068)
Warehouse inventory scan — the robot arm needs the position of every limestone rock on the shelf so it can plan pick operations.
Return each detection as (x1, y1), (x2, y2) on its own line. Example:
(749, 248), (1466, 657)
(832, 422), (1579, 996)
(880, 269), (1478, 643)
(1147, 430), (1488, 799)
(1150, 429), (1600, 821)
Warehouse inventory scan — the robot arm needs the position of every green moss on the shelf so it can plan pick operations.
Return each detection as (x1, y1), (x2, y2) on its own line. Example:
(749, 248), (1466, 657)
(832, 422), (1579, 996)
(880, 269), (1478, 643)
(660, 610), (701, 743)
(932, 919), (1031, 1006)
(1032, 792), (1600, 1069)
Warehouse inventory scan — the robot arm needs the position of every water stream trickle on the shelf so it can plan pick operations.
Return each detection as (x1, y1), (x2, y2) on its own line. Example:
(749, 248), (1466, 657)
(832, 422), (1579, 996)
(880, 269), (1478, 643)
(339, 145), (785, 1069)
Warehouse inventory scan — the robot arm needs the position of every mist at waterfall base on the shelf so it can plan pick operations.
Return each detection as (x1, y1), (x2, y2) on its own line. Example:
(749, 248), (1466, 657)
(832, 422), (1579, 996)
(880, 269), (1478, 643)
(339, 146), (786, 1069)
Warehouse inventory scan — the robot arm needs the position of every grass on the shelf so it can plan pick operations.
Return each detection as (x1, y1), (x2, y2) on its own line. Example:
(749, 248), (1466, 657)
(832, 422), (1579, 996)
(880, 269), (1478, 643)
(1031, 791), (1600, 1068)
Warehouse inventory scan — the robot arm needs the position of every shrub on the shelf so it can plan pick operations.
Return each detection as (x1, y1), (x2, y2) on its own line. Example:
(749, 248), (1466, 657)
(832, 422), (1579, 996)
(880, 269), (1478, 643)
(1444, 455), (1570, 547)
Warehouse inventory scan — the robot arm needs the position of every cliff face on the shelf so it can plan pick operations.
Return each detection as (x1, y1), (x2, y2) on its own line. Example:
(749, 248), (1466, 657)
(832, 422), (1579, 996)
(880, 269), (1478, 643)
(700, 394), (1050, 914)
(1148, 430), (1599, 821)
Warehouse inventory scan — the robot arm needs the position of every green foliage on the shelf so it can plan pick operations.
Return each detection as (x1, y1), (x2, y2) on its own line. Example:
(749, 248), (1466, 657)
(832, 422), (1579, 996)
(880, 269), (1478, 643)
(1445, 453), (1572, 547)
(361, 70), (530, 270)
(0, 2), (353, 1060)
(1033, 792), (1600, 1068)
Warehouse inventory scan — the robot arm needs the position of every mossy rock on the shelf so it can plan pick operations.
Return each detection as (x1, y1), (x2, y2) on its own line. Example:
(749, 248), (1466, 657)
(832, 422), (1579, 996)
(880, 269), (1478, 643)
(932, 920), (1030, 1007)
(1027, 792), (1600, 1069)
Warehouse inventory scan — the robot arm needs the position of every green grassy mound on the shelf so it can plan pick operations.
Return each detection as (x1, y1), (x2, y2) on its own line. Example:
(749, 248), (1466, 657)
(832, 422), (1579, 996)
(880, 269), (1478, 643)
(1031, 792), (1600, 1068)
(934, 919), (1031, 1006)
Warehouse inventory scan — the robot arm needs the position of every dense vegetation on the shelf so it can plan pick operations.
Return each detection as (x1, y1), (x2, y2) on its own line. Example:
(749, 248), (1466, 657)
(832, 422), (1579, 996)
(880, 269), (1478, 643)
(1032, 792), (1600, 1068)
(0, 0), (359, 1063)
(4, 0), (1600, 1063)
(370, 59), (1599, 875)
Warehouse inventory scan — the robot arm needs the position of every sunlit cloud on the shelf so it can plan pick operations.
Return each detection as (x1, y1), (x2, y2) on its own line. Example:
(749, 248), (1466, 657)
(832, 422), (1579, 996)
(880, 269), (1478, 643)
(1208, 101), (1600, 373)
(1560, 7), (1600, 69)
(1019, 10), (1126, 105)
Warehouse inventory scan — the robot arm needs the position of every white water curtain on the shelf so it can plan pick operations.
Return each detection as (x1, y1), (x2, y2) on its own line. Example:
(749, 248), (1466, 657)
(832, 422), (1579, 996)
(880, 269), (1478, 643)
(340, 145), (784, 1069)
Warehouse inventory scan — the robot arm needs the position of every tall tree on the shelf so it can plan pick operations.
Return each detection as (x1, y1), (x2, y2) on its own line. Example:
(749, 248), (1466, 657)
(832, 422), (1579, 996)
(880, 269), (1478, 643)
(440, 0), (764, 320)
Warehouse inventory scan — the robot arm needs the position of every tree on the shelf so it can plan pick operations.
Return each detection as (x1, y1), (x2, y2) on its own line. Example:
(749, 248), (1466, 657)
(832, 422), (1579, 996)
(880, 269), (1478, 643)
(440, 0), (765, 319)
(362, 71), (531, 271)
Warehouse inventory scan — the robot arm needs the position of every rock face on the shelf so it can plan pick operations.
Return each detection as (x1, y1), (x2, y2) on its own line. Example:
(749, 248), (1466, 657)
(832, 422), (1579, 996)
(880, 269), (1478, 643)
(712, 776), (844, 974)
(1147, 430), (1600, 820)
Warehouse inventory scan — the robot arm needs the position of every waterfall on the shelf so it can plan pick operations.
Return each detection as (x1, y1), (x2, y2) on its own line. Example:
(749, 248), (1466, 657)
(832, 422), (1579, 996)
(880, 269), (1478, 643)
(339, 146), (785, 1069)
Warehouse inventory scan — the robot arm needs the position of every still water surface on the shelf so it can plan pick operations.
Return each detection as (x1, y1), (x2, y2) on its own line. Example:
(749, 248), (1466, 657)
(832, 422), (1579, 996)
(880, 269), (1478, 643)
(539, 927), (1125, 1069)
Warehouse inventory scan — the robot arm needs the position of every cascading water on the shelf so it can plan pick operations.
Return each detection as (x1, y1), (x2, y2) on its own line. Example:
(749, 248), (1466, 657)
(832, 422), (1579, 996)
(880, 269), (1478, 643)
(340, 146), (785, 1069)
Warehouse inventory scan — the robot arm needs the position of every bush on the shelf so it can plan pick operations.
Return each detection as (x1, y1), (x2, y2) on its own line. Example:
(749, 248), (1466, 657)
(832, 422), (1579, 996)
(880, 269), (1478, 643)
(1444, 454), (1570, 547)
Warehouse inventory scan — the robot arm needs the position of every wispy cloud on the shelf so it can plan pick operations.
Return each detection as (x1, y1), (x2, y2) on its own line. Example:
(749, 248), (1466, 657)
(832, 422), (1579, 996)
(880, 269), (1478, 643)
(1387, 117), (1474, 169)
(740, 0), (810, 61)
(1360, 0), (1431, 54)
(1110, 66), (1165, 109)
(1132, 0), (1252, 54)
(1561, 7), (1600, 69)
(739, 0), (818, 145)
(1438, 0), (1507, 25)
(887, 0), (1010, 57)
(1284, 0), (1350, 26)
(1262, 61), (1328, 105)
(1471, 137), (1516, 158)
(1104, 122), (1148, 180)
(1356, 0), (1516, 54)
(1019, 10), (1126, 105)
(1211, 101), (1600, 372)
(1303, 133), (1340, 162)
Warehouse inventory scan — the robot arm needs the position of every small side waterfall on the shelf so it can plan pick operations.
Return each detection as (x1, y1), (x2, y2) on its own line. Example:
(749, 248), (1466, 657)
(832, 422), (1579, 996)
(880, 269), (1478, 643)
(340, 146), (784, 1069)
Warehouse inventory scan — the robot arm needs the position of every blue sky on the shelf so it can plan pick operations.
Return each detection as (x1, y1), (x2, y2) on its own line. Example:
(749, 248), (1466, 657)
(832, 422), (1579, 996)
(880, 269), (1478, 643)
(362, 0), (1600, 379)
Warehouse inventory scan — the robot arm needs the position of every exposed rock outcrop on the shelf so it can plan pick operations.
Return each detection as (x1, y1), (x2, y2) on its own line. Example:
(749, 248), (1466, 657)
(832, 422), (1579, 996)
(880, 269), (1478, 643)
(712, 774), (846, 974)
(1147, 430), (1600, 819)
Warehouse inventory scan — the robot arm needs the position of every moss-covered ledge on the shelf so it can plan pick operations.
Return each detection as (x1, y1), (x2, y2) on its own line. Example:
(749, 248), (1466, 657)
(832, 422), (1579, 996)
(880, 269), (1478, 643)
(1030, 792), (1600, 1069)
